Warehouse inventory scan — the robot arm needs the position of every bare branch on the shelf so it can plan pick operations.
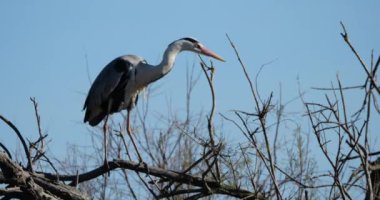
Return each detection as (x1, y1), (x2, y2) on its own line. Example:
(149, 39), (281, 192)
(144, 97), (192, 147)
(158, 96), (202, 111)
(340, 21), (380, 95)
(0, 115), (34, 173)
(41, 159), (264, 199)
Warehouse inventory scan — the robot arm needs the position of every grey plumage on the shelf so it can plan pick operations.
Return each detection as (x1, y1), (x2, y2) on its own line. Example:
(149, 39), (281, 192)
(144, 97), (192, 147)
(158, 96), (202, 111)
(83, 37), (225, 127)
(83, 55), (145, 126)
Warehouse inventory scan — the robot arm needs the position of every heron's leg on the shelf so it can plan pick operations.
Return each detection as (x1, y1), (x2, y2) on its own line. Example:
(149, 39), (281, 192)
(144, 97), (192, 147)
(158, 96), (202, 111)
(126, 111), (143, 162)
(103, 114), (110, 171)
(126, 110), (131, 134)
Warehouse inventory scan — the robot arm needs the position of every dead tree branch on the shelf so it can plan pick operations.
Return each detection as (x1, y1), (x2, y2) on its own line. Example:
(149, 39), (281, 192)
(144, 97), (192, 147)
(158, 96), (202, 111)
(40, 159), (264, 199)
(0, 115), (34, 173)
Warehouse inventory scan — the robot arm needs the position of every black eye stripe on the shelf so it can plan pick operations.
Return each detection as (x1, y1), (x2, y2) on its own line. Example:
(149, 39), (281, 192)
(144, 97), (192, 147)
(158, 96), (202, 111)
(181, 37), (198, 44)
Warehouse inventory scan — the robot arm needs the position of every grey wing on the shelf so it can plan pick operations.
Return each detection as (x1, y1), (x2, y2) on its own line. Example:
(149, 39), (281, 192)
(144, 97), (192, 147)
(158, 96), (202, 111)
(83, 57), (133, 125)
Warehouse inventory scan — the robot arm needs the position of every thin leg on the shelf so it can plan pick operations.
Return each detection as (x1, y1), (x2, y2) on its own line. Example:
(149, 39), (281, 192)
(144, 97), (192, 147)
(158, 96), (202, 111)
(103, 115), (110, 171)
(126, 111), (131, 135)
(126, 111), (143, 162)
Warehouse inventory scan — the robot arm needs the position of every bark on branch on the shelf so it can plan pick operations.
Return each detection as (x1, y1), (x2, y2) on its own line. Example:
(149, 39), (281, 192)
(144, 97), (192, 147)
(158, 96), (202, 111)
(0, 152), (88, 200)
(40, 159), (264, 199)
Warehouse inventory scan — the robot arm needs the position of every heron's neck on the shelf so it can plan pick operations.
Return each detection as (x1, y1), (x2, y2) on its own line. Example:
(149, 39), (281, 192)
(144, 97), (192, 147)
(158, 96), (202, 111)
(157, 44), (181, 75)
(146, 44), (181, 84)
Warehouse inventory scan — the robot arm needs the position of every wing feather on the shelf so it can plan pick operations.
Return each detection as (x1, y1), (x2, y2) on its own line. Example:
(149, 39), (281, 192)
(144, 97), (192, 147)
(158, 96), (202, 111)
(83, 57), (133, 124)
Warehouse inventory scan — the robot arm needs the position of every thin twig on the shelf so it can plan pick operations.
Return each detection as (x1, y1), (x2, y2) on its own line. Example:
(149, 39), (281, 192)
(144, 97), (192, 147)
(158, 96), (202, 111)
(226, 34), (282, 199)
(340, 22), (380, 95)
(30, 97), (45, 156)
(199, 56), (221, 182)
(226, 34), (261, 110)
(0, 115), (34, 173)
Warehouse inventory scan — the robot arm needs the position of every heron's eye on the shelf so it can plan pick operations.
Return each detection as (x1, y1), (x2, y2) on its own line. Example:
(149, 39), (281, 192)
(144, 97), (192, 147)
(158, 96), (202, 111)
(195, 43), (201, 49)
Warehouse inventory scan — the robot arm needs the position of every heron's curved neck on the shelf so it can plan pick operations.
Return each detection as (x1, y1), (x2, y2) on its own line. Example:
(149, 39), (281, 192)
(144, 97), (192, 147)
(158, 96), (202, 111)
(142, 44), (182, 85)
(157, 44), (181, 75)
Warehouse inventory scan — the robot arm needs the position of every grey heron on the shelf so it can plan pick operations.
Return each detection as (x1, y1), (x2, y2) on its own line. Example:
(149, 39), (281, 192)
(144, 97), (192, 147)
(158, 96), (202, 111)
(83, 37), (224, 164)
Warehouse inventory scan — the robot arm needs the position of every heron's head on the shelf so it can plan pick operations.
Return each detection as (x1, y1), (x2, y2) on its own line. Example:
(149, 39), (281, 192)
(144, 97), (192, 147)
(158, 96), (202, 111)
(173, 37), (225, 62)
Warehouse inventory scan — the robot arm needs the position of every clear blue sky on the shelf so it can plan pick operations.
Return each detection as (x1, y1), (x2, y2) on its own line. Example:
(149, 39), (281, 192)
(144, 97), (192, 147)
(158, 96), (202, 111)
(0, 1), (379, 162)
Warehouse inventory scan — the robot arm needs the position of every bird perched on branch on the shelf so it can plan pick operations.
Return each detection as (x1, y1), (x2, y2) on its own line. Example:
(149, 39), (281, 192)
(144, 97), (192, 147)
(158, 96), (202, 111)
(83, 37), (224, 164)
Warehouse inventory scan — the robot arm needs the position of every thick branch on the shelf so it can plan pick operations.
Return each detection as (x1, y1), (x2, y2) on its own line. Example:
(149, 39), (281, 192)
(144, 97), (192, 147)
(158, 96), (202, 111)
(41, 159), (264, 199)
(0, 152), (88, 200)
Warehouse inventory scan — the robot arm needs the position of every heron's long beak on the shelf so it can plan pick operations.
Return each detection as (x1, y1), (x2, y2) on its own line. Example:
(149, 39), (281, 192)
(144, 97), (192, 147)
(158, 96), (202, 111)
(200, 46), (225, 62)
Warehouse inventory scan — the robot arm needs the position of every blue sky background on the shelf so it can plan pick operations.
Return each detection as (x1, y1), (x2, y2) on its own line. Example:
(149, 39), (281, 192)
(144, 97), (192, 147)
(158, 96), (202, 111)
(0, 0), (379, 175)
